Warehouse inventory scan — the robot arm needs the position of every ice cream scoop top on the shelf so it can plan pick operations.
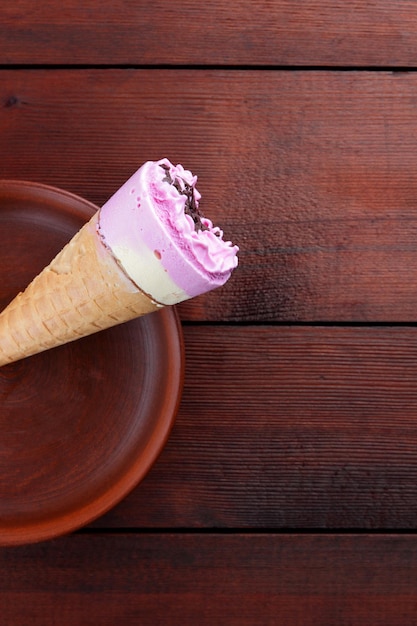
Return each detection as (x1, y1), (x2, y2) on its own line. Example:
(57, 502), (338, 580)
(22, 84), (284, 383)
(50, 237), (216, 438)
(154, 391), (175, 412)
(97, 158), (239, 305)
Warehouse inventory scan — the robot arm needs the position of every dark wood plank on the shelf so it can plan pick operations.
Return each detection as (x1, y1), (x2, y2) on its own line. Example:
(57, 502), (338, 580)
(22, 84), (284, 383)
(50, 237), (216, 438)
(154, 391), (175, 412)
(0, 1), (416, 66)
(1, 70), (417, 321)
(2, 532), (417, 625)
(90, 325), (417, 530)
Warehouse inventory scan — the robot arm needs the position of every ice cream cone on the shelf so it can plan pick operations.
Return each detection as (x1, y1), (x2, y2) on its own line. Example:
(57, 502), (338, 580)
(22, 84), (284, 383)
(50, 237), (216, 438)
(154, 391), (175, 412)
(0, 158), (239, 367)
(0, 212), (160, 366)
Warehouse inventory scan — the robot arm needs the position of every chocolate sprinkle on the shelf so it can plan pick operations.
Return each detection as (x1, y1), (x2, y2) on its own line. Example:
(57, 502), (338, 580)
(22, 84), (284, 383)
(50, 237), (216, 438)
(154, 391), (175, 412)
(160, 163), (208, 232)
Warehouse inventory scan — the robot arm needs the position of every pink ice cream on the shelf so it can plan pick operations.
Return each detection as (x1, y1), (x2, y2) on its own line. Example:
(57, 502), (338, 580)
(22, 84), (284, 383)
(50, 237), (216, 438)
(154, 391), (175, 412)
(97, 158), (238, 305)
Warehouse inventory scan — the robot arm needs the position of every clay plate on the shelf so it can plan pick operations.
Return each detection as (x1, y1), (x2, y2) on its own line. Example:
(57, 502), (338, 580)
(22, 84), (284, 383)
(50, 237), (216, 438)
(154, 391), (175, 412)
(0, 180), (184, 545)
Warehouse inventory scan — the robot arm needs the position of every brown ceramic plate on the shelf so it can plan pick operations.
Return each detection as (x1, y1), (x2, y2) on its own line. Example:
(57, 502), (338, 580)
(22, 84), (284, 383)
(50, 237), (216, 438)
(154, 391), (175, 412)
(0, 180), (184, 546)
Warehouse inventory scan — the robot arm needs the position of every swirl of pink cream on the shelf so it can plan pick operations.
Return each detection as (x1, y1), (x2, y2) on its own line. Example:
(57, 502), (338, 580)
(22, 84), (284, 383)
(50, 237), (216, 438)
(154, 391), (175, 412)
(98, 158), (239, 305)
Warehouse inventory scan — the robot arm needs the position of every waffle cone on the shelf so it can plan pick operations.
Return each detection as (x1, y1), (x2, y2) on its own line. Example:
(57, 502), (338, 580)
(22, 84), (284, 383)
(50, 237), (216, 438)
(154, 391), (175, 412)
(0, 212), (161, 366)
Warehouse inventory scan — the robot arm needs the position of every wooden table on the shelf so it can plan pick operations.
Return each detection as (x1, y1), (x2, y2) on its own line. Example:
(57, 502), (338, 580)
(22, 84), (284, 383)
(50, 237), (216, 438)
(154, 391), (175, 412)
(2, 1), (417, 623)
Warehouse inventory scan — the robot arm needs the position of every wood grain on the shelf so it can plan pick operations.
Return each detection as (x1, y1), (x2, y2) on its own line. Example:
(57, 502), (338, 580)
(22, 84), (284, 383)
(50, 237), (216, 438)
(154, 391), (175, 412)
(86, 325), (417, 530)
(2, 533), (417, 625)
(1, 70), (417, 321)
(0, 1), (416, 66)
(3, 0), (416, 620)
